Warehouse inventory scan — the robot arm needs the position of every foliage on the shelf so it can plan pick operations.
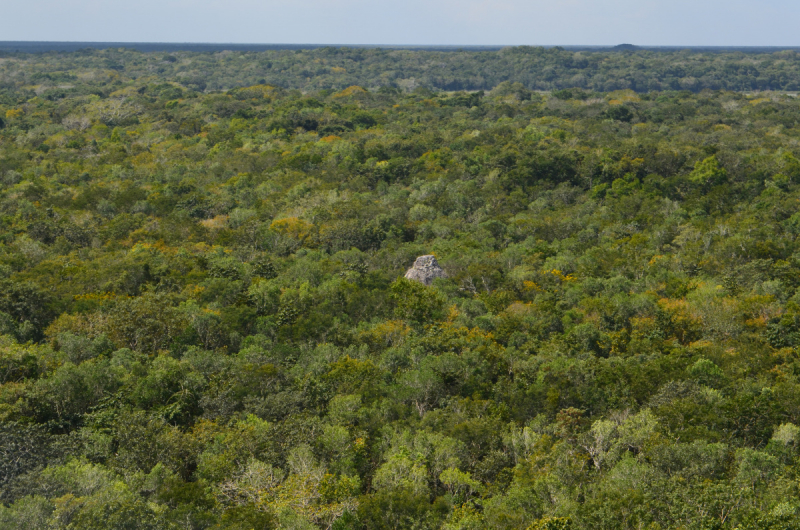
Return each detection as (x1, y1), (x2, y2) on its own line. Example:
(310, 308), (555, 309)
(4, 47), (800, 94)
(2, 49), (800, 528)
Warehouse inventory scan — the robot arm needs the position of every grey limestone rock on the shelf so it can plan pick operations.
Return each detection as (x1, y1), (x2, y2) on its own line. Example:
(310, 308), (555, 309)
(404, 255), (446, 286)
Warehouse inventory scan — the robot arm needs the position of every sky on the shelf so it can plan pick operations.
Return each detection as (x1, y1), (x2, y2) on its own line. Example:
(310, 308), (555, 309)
(3, 0), (799, 46)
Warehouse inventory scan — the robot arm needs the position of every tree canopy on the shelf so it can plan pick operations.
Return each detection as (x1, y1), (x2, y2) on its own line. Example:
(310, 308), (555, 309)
(3, 46), (800, 96)
(1, 51), (800, 528)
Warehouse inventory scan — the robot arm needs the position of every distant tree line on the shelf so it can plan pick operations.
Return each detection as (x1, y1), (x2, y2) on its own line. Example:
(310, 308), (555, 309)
(2, 46), (800, 98)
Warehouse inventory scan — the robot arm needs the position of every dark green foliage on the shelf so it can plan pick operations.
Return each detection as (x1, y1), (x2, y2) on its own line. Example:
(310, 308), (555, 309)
(0, 281), (54, 341)
(605, 105), (633, 122)
(0, 423), (57, 495)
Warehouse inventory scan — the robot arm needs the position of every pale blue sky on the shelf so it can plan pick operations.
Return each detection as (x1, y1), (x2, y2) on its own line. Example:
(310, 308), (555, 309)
(4, 0), (799, 46)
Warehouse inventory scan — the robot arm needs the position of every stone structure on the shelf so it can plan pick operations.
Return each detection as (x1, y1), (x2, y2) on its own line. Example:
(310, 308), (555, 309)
(404, 255), (446, 286)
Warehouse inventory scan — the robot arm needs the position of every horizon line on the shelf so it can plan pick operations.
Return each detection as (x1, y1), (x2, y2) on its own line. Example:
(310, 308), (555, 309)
(2, 41), (800, 51)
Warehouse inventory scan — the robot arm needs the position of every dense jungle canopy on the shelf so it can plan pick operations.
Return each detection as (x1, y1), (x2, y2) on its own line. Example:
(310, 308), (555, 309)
(1, 48), (800, 529)
(4, 46), (800, 93)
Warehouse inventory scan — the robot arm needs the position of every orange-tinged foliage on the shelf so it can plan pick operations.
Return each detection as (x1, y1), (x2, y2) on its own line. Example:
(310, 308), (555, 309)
(360, 320), (412, 348)
(658, 297), (703, 344)
(269, 217), (314, 241)
(229, 84), (277, 100)
(629, 316), (657, 341)
(130, 240), (178, 255)
(333, 85), (367, 98)
(547, 269), (576, 282)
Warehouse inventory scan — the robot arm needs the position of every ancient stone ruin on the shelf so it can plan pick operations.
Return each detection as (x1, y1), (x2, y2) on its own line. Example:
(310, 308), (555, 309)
(404, 255), (447, 286)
